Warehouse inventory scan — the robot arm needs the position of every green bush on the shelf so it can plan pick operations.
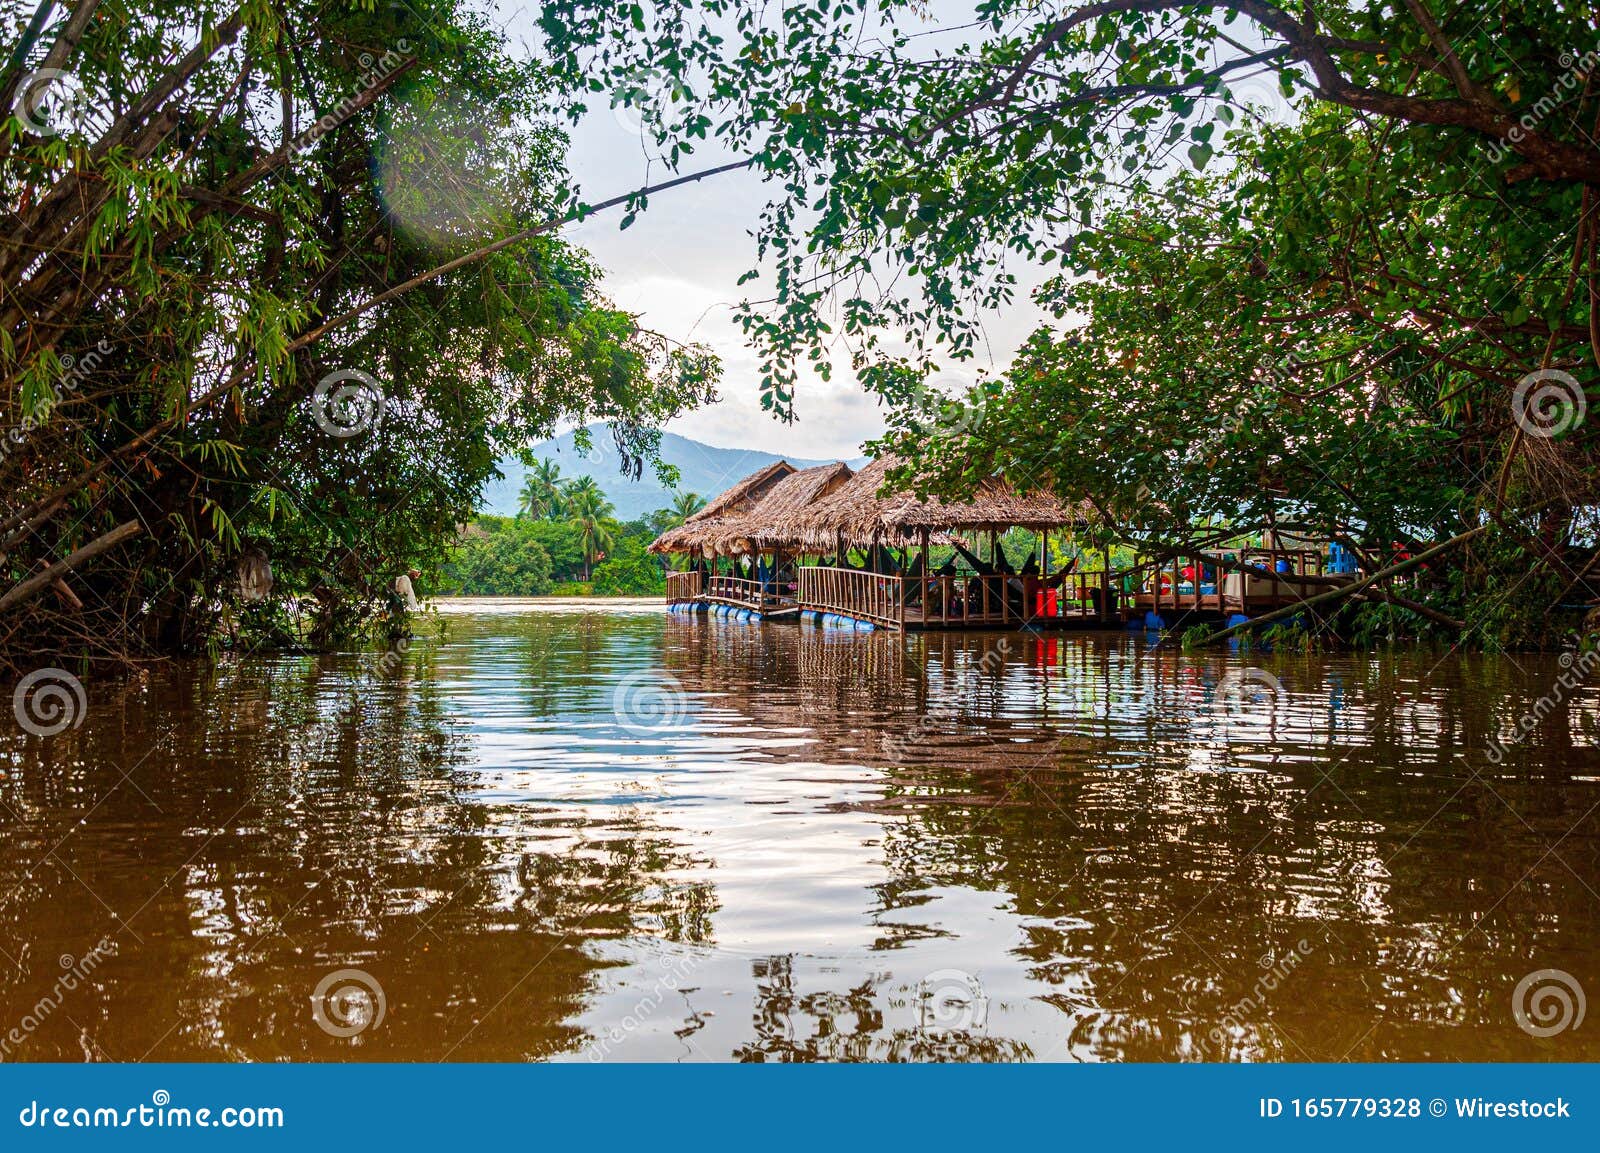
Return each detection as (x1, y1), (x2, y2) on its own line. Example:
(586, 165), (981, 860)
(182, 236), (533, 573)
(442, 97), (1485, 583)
(592, 537), (667, 595)
(440, 524), (554, 595)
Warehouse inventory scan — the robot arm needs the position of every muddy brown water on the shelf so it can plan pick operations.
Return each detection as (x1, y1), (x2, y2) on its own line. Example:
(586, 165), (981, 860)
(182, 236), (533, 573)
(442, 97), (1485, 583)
(1, 600), (1596, 1062)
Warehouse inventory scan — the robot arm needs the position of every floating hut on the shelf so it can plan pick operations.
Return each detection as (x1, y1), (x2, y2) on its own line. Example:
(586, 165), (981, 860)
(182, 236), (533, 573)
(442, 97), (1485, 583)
(652, 457), (1358, 632)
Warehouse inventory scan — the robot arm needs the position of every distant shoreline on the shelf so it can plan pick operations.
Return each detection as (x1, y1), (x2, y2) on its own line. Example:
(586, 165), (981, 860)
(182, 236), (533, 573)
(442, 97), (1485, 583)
(432, 595), (663, 613)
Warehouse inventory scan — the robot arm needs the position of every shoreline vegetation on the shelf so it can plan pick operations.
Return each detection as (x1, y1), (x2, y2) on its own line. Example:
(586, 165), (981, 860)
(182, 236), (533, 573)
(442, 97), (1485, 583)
(3, 2), (1598, 675)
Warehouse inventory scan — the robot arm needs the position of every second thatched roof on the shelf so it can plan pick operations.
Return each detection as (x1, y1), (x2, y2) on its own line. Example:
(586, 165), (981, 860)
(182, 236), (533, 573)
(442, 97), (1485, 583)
(791, 457), (1090, 549)
(650, 454), (1090, 555)
(697, 461), (855, 553)
(648, 459), (798, 554)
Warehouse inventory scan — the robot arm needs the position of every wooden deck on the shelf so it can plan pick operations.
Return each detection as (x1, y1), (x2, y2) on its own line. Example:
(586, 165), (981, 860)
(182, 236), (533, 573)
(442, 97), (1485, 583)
(667, 548), (1355, 632)
(795, 567), (1129, 630)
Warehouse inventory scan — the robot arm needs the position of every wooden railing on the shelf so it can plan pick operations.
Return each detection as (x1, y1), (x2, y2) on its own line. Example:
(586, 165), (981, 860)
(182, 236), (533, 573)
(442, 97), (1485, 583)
(798, 567), (905, 626)
(1130, 548), (1340, 615)
(665, 570), (703, 604)
(705, 574), (798, 613)
(800, 567), (1130, 628)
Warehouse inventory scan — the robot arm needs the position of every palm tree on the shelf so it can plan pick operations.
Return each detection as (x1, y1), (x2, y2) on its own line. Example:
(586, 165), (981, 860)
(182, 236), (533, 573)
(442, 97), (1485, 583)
(564, 474), (604, 506)
(565, 480), (615, 579)
(670, 491), (706, 526)
(518, 459), (565, 520)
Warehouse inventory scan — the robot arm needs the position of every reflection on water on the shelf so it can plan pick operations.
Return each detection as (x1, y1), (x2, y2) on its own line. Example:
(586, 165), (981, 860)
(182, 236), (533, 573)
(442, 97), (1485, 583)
(1, 603), (1597, 1062)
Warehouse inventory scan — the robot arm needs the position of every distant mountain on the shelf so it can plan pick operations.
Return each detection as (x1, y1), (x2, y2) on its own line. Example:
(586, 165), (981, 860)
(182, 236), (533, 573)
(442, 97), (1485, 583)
(479, 424), (868, 521)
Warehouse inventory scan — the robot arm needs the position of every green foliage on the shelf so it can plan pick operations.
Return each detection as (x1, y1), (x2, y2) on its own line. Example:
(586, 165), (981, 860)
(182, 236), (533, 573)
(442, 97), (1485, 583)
(538, 0), (1600, 646)
(440, 522), (554, 596)
(592, 535), (667, 595)
(520, 518), (587, 580)
(519, 460), (568, 520)
(0, 0), (719, 665)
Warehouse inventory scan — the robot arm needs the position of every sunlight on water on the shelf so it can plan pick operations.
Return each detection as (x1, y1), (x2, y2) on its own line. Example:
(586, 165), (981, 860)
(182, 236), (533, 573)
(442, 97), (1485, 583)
(1, 603), (1597, 1062)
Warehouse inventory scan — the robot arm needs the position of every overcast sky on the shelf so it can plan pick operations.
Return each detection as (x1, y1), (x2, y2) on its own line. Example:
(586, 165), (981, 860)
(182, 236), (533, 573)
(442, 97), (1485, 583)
(517, 3), (1050, 462)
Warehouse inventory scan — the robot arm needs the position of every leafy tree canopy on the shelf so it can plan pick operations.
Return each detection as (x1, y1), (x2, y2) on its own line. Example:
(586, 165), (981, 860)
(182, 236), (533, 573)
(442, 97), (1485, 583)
(1, 0), (718, 666)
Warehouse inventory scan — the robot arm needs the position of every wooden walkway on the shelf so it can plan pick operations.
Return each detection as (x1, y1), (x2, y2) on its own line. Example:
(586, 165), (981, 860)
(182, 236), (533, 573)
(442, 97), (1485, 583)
(669, 548), (1357, 632)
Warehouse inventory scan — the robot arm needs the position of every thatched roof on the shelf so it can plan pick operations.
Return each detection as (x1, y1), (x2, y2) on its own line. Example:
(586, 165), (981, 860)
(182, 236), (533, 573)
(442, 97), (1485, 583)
(648, 460), (798, 554)
(651, 454), (1089, 555)
(792, 457), (1090, 549)
(691, 459), (795, 521)
(700, 461), (854, 553)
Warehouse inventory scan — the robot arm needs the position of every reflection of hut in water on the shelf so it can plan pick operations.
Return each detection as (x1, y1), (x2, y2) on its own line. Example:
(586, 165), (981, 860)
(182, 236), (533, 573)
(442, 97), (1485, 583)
(731, 953), (1034, 1063)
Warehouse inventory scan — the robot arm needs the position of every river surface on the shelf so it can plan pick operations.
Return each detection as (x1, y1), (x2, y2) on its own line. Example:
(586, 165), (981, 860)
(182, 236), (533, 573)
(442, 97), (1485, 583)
(1, 601), (1597, 1062)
